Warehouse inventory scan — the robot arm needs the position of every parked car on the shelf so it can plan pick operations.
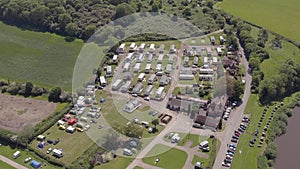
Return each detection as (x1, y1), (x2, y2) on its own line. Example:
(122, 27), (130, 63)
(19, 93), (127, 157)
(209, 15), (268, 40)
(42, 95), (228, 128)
(46, 148), (53, 154)
(24, 157), (32, 163)
(222, 161), (231, 167)
(53, 139), (60, 145)
(47, 139), (53, 144)
(231, 138), (238, 143)
(232, 135), (239, 139)
(98, 125), (104, 129)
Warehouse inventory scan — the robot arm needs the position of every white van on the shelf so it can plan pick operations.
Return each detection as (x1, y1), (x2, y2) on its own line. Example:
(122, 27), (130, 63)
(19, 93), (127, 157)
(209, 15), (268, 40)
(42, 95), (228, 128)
(13, 151), (21, 159)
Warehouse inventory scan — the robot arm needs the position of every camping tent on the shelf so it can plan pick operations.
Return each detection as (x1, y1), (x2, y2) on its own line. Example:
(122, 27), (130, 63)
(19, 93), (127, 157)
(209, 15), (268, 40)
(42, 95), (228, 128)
(100, 98), (105, 103)
(38, 142), (45, 149)
(30, 160), (41, 169)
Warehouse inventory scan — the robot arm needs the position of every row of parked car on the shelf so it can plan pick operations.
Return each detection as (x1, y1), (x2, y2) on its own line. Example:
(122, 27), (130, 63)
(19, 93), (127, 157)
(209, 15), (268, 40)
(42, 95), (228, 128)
(222, 117), (250, 168)
(222, 144), (236, 167)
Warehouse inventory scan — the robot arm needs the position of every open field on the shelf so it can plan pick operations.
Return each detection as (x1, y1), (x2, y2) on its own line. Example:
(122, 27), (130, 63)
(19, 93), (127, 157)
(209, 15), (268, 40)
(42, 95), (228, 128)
(216, 0), (300, 42)
(0, 93), (57, 132)
(261, 36), (300, 79)
(0, 143), (60, 169)
(0, 160), (16, 169)
(0, 22), (83, 90)
(142, 144), (188, 169)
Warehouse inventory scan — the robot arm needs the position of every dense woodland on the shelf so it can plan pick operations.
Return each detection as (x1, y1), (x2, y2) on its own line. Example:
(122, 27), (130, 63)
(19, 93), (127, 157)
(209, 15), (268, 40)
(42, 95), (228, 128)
(0, 0), (224, 40)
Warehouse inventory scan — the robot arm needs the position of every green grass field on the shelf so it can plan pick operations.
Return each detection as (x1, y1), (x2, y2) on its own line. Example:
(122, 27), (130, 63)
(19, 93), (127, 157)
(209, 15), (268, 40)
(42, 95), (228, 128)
(0, 144), (60, 169)
(216, 0), (300, 42)
(142, 144), (187, 169)
(0, 160), (16, 169)
(29, 125), (94, 166)
(0, 21), (83, 90)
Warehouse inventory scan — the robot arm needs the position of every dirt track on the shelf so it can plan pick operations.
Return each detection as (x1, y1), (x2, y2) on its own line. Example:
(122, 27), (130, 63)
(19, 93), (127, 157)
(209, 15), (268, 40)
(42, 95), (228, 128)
(0, 93), (57, 132)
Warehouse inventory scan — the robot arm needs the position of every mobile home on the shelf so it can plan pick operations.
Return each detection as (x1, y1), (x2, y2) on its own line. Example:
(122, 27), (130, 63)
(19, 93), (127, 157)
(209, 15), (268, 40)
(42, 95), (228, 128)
(156, 87), (164, 98)
(129, 43), (137, 52)
(169, 44), (176, 54)
(139, 43), (146, 53)
(123, 62), (130, 72)
(112, 55), (118, 63)
(166, 64), (172, 74)
(121, 81), (132, 93)
(99, 76), (107, 86)
(106, 66), (113, 77)
(117, 43), (126, 54)
(112, 79), (123, 91)
(159, 44), (165, 53)
(210, 36), (215, 45)
(145, 64), (152, 73)
(168, 54), (174, 64)
(149, 44), (155, 53)
(144, 85), (153, 96)
(148, 74), (156, 84)
(138, 73), (145, 82)
(158, 54), (164, 63)
(216, 47), (222, 56)
(156, 64), (162, 72)
(134, 63), (141, 73)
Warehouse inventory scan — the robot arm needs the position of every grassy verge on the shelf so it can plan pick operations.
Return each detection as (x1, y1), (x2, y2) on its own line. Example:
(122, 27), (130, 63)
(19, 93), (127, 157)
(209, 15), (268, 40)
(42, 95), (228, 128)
(0, 160), (16, 169)
(142, 144), (187, 169)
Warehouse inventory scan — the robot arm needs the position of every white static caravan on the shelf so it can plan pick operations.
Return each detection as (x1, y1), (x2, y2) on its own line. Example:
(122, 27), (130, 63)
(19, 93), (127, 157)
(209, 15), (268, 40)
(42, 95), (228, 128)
(199, 68), (214, 74)
(117, 43), (126, 54)
(166, 64), (172, 74)
(183, 56), (189, 67)
(149, 44), (155, 53)
(156, 64), (162, 72)
(148, 54), (153, 63)
(134, 63), (141, 73)
(125, 53), (134, 62)
(121, 80), (131, 93)
(145, 64), (152, 73)
(219, 36), (224, 44)
(179, 74), (194, 80)
(169, 44), (176, 54)
(112, 79), (123, 91)
(210, 36), (215, 44)
(212, 57), (218, 65)
(106, 66), (113, 77)
(112, 55), (118, 63)
(159, 44), (165, 53)
(137, 54), (145, 63)
(144, 85), (153, 96)
(139, 43), (146, 53)
(100, 76), (107, 86)
(157, 54), (164, 63)
(13, 151), (21, 159)
(216, 47), (222, 56)
(133, 83), (143, 94)
(129, 42), (137, 52)
(138, 73), (145, 82)
(148, 74), (156, 84)
(206, 47), (212, 57)
(168, 54), (174, 64)
(123, 62), (130, 72)
(203, 57), (209, 65)
(156, 87), (164, 98)
(193, 56), (199, 65)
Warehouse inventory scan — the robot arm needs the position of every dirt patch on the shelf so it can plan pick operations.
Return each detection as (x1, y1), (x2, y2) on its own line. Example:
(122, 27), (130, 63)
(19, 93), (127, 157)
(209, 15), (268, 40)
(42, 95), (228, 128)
(0, 93), (57, 132)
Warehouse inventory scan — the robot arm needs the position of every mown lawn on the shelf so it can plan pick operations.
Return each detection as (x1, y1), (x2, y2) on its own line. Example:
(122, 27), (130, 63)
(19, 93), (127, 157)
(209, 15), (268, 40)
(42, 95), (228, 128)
(216, 0), (300, 42)
(29, 125), (94, 166)
(0, 160), (16, 169)
(261, 36), (300, 79)
(0, 21), (83, 90)
(142, 144), (187, 169)
(177, 134), (209, 148)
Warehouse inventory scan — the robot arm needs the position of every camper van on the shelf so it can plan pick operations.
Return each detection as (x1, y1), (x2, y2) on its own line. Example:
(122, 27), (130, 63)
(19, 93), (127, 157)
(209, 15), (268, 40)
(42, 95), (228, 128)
(13, 151), (21, 159)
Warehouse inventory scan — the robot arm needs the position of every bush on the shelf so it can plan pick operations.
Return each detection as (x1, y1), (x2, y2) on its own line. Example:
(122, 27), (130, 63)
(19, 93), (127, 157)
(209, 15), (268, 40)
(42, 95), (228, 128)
(265, 142), (277, 160)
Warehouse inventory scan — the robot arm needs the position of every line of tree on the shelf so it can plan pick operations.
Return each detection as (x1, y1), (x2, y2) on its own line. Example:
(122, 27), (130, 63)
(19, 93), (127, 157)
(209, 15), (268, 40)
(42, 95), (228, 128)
(0, 80), (47, 97)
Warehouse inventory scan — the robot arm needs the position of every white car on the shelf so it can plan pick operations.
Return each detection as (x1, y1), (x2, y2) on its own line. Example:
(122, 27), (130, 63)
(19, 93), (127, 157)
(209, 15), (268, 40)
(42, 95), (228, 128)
(222, 161), (231, 167)
(46, 148), (53, 154)
(132, 93), (138, 97)
(24, 157), (32, 163)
